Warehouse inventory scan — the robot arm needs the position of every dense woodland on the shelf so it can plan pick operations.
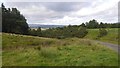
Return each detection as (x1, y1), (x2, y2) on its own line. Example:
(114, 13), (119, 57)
(1, 3), (120, 38)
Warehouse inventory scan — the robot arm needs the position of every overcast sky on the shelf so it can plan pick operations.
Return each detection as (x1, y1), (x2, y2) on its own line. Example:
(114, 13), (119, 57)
(0, 0), (119, 25)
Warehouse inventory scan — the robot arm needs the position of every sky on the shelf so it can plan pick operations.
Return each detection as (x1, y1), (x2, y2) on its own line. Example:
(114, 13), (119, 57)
(0, 0), (120, 25)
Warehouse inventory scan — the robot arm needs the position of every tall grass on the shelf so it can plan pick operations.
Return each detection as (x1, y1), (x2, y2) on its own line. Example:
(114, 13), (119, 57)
(2, 33), (118, 66)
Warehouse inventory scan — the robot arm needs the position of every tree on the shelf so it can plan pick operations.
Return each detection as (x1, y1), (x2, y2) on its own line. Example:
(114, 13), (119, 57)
(1, 3), (29, 34)
(37, 27), (42, 36)
(80, 23), (86, 27)
(99, 22), (106, 28)
(86, 19), (99, 29)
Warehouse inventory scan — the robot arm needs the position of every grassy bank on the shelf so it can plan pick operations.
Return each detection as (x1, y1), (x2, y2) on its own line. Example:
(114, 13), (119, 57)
(2, 33), (118, 66)
(85, 28), (119, 45)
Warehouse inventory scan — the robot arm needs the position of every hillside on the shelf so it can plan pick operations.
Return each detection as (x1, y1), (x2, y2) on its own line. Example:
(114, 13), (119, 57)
(85, 28), (119, 45)
(2, 33), (118, 66)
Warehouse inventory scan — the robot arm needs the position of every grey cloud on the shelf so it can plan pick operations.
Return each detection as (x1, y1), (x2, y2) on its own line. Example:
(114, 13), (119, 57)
(41, 2), (90, 12)
(4, 2), (47, 9)
(5, 2), (79, 19)
(3, 1), (118, 24)
(5, 2), (90, 12)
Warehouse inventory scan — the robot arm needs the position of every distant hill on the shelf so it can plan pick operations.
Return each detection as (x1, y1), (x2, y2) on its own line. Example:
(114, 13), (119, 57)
(29, 24), (66, 28)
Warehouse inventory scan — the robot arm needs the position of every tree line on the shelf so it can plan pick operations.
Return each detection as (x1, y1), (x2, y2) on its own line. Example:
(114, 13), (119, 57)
(81, 19), (120, 29)
(41, 26), (88, 39)
(28, 25), (88, 39)
(1, 3), (29, 34)
(1, 3), (119, 39)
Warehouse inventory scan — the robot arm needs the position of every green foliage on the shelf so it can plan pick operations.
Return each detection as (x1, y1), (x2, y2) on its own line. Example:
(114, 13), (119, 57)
(77, 26), (88, 38)
(98, 28), (108, 38)
(41, 26), (88, 38)
(1, 3), (29, 34)
(80, 23), (86, 27)
(85, 28), (119, 44)
(99, 22), (106, 28)
(29, 27), (42, 36)
(86, 19), (99, 29)
(2, 33), (118, 66)
(85, 19), (120, 29)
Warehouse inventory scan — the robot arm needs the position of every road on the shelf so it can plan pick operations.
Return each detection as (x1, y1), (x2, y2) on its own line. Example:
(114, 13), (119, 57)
(94, 40), (119, 54)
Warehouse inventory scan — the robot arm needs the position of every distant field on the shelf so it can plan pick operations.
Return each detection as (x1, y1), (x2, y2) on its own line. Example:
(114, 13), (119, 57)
(30, 28), (49, 31)
(85, 28), (119, 45)
(2, 33), (118, 66)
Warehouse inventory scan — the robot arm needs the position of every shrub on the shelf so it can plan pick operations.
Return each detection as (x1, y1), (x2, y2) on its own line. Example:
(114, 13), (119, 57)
(77, 26), (88, 38)
(98, 28), (108, 38)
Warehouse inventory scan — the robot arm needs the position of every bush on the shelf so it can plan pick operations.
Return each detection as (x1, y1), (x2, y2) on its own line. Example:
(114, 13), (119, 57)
(77, 26), (88, 38)
(98, 28), (108, 38)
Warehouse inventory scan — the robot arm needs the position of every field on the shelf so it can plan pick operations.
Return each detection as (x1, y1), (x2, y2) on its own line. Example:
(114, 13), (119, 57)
(85, 28), (119, 45)
(2, 33), (118, 66)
